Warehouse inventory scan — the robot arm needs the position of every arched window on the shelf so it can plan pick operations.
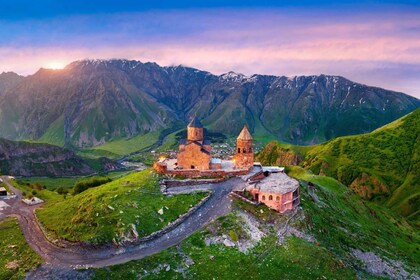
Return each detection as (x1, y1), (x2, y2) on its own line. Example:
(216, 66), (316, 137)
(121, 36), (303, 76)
(237, 148), (241, 153)
(249, 147), (252, 153)
(262, 195), (265, 201)
(269, 195), (273, 201)
(242, 148), (246, 153)
(276, 196), (280, 201)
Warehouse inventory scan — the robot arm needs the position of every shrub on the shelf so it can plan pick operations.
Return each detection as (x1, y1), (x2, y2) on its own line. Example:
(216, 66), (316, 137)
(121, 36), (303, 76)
(56, 187), (68, 195)
(32, 183), (43, 190)
(229, 230), (239, 242)
(72, 176), (112, 195)
(31, 190), (37, 196)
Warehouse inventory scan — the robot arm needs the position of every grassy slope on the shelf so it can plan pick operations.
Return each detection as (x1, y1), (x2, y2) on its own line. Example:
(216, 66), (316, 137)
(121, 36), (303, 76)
(90, 132), (160, 157)
(93, 216), (356, 280)
(0, 217), (42, 280)
(35, 170), (207, 244)
(38, 114), (65, 147)
(16, 170), (133, 190)
(288, 167), (419, 268)
(257, 108), (420, 224)
(91, 167), (419, 279)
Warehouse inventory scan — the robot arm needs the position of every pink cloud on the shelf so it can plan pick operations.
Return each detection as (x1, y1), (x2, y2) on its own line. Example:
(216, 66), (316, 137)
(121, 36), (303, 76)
(1, 8), (419, 98)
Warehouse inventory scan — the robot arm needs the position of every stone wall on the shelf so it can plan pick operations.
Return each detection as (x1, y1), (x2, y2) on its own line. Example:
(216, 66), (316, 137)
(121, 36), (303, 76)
(157, 168), (249, 178)
(162, 178), (225, 187)
(230, 191), (259, 205)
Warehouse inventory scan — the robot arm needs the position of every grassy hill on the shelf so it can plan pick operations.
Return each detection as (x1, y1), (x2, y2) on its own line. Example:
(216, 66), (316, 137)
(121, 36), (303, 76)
(91, 167), (419, 279)
(35, 170), (207, 245)
(257, 108), (420, 225)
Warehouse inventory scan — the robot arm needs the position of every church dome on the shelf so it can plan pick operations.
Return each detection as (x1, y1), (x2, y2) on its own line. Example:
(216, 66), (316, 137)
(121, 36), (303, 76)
(188, 117), (203, 128)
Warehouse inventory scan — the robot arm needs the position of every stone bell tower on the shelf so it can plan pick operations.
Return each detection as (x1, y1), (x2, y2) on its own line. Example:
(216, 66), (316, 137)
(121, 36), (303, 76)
(235, 125), (254, 169)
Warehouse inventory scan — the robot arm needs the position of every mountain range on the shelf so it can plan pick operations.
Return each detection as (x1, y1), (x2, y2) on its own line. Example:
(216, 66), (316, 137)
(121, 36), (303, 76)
(0, 59), (418, 148)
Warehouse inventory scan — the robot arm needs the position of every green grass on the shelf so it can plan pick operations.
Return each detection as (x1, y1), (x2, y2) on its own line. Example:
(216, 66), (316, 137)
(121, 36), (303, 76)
(16, 171), (134, 191)
(38, 114), (65, 147)
(93, 225), (356, 280)
(11, 180), (64, 204)
(76, 148), (120, 160)
(0, 217), (42, 280)
(35, 170), (208, 244)
(91, 133), (160, 157)
(17, 177), (80, 189)
(288, 166), (420, 269)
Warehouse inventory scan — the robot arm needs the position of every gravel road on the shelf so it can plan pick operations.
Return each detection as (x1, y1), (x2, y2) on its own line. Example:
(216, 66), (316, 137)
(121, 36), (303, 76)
(0, 176), (245, 270)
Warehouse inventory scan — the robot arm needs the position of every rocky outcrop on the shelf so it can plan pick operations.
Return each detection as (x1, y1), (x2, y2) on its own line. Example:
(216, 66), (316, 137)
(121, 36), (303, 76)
(0, 138), (99, 177)
(256, 142), (301, 166)
(350, 173), (389, 199)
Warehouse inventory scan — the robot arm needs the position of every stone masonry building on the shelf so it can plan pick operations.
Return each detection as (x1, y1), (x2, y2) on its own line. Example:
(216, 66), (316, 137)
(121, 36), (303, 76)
(154, 118), (254, 177)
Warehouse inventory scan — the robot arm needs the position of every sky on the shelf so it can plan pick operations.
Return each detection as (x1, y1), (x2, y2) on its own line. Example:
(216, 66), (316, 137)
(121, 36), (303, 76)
(1, 0), (420, 98)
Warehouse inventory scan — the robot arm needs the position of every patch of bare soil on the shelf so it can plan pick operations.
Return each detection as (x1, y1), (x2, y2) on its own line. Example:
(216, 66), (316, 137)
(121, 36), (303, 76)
(352, 249), (419, 280)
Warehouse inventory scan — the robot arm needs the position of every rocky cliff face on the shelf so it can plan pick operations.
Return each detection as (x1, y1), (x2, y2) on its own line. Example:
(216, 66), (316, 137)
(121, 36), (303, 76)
(0, 59), (418, 147)
(0, 72), (24, 93)
(0, 138), (96, 177)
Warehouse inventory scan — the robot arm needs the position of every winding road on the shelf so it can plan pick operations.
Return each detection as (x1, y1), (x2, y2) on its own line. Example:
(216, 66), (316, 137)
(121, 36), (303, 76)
(0, 176), (246, 270)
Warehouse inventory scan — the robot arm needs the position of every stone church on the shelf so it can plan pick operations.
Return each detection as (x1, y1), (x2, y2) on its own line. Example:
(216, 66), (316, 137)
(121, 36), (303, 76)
(177, 117), (212, 170)
(154, 117), (254, 177)
(176, 117), (254, 171)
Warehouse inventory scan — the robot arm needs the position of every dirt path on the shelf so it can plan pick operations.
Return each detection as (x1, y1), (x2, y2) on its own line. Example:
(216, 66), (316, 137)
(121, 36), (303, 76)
(0, 176), (244, 270)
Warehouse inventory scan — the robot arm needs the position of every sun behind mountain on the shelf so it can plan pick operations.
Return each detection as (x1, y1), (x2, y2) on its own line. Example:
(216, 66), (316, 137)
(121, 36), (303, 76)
(43, 61), (66, 70)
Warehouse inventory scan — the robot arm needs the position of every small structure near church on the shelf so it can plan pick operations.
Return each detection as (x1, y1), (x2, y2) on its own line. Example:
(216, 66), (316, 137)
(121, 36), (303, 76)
(22, 196), (44, 206)
(245, 170), (300, 213)
(154, 117), (254, 177)
(0, 187), (7, 197)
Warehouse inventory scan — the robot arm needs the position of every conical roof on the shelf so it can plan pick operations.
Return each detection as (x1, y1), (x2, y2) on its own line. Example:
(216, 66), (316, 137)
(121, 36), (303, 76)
(187, 117), (203, 128)
(237, 125), (253, 140)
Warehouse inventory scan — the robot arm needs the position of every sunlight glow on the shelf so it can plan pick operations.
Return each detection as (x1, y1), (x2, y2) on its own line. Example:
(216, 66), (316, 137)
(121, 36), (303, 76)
(44, 61), (66, 70)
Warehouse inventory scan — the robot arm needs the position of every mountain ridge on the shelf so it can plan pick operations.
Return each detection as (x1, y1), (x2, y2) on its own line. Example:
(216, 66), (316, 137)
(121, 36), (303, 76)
(0, 59), (418, 148)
